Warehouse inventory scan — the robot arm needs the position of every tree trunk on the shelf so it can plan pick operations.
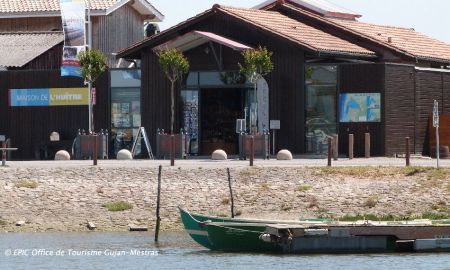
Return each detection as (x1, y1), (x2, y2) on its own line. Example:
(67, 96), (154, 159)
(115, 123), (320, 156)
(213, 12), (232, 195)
(170, 80), (174, 134)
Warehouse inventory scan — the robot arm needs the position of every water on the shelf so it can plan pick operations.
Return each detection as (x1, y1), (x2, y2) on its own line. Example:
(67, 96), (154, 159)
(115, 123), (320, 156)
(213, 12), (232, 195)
(1, 232), (449, 270)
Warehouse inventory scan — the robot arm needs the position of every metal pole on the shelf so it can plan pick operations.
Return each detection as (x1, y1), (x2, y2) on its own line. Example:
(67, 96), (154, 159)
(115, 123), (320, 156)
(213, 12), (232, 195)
(155, 165), (162, 242)
(272, 130), (276, 156)
(405, 137), (410, 166)
(170, 135), (175, 166)
(249, 136), (254, 166)
(333, 134), (338, 161)
(227, 168), (235, 218)
(327, 137), (332, 167)
(365, 133), (370, 158)
(349, 134), (354, 160)
(1, 141), (5, 166)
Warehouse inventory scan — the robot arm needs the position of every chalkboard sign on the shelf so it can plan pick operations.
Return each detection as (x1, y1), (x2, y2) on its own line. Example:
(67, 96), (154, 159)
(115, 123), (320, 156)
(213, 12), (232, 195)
(132, 127), (154, 159)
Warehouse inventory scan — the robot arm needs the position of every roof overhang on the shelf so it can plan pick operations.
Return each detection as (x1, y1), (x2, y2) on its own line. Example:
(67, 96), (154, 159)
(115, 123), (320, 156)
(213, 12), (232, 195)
(153, 31), (252, 52)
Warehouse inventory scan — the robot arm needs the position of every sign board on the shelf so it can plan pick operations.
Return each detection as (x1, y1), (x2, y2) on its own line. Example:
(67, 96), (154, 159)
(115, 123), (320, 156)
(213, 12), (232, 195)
(270, 120), (280, 130)
(236, 119), (246, 133)
(131, 127), (154, 159)
(9, 88), (89, 106)
(433, 100), (439, 127)
(339, 93), (381, 122)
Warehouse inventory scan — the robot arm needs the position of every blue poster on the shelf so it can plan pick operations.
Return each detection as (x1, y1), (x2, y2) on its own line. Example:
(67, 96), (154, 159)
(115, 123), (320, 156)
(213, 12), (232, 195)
(9, 89), (50, 106)
(339, 93), (381, 122)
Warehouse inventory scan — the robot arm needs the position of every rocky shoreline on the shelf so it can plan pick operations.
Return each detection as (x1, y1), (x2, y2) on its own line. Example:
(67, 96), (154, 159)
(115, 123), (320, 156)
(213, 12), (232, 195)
(0, 165), (449, 232)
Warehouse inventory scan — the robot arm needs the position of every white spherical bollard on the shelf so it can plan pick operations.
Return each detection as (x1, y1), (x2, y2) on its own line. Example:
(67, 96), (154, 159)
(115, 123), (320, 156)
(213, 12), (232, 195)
(277, 149), (293, 160)
(211, 149), (227, 160)
(117, 149), (133, 160)
(54, 150), (70, 160)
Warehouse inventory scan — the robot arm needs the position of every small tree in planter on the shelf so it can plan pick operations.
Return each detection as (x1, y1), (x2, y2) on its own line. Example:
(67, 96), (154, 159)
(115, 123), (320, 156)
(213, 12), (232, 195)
(158, 48), (190, 134)
(78, 49), (107, 132)
(239, 46), (273, 134)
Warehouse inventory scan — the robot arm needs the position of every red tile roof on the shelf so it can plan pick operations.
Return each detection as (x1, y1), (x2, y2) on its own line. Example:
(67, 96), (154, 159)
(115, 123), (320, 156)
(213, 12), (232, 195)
(328, 18), (450, 63)
(218, 6), (375, 57)
(0, 0), (117, 13)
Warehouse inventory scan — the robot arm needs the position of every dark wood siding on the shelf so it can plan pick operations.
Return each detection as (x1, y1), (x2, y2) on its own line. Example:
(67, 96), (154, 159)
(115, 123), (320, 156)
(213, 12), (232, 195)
(93, 5), (146, 67)
(443, 73), (450, 114)
(338, 64), (385, 157)
(415, 71), (444, 155)
(0, 17), (62, 32)
(384, 64), (415, 156)
(140, 12), (306, 153)
(0, 70), (109, 160)
(20, 43), (64, 70)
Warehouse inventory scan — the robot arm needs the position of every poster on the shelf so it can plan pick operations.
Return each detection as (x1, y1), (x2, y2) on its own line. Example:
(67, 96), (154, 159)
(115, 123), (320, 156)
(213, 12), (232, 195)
(60, 0), (86, 77)
(256, 77), (269, 132)
(339, 93), (381, 122)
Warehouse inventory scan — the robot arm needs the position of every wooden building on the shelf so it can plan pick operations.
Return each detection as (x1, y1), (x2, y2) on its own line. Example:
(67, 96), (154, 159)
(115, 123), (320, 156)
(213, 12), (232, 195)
(0, 0), (163, 159)
(118, 1), (450, 157)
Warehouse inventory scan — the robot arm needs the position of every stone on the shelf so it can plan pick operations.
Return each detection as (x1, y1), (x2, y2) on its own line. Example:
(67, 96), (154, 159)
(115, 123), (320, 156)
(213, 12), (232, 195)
(87, 222), (96, 230)
(128, 224), (148, 231)
(211, 149), (227, 160)
(117, 149), (133, 160)
(16, 220), (25, 226)
(54, 150), (70, 161)
(277, 149), (293, 160)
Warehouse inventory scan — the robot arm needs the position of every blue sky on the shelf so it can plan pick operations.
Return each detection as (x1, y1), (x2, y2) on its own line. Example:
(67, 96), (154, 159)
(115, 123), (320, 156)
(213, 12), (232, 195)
(151, 0), (450, 44)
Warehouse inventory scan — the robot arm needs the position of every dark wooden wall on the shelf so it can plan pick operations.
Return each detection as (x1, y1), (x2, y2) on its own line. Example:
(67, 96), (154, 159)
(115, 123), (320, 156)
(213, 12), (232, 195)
(18, 43), (64, 70)
(140, 12), (306, 153)
(0, 70), (109, 160)
(384, 64), (415, 156)
(0, 17), (62, 32)
(338, 64), (385, 157)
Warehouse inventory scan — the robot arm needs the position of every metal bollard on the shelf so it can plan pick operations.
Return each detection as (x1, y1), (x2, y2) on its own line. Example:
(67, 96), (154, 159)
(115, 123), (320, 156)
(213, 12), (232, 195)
(1, 141), (5, 166)
(93, 135), (98, 166)
(249, 136), (254, 167)
(333, 134), (338, 161)
(365, 133), (370, 158)
(327, 137), (332, 167)
(405, 137), (410, 166)
(349, 134), (354, 160)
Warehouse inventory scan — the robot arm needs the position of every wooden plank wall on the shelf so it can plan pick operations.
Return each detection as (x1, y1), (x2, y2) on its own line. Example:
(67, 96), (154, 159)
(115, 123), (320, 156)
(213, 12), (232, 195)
(338, 64), (385, 157)
(383, 64), (415, 156)
(414, 70), (445, 155)
(20, 43), (64, 70)
(92, 4), (146, 67)
(0, 17), (61, 32)
(140, 12), (306, 153)
(0, 70), (109, 160)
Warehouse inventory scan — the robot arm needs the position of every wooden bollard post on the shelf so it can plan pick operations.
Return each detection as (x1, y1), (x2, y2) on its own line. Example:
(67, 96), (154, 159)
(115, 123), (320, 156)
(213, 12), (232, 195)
(1, 141), (6, 166)
(327, 137), (332, 167)
(333, 134), (338, 161)
(249, 136), (254, 167)
(405, 137), (410, 166)
(365, 133), (370, 158)
(155, 165), (162, 242)
(170, 135), (175, 166)
(349, 134), (354, 160)
(227, 168), (235, 218)
(93, 135), (98, 166)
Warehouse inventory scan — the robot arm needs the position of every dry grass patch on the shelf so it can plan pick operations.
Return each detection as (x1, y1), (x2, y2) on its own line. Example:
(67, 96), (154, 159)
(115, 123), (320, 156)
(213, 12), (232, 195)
(221, 197), (230, 205)
(15, 179), (38, 189)
(296, 184), (311, 192)
(313, 166), (399, 178)
(363, 195), (379, 208)
(0, 219), (7, 226)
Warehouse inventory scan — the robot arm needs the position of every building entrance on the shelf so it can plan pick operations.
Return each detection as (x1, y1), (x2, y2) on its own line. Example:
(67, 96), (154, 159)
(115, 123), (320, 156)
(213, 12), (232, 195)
(200, 88), (243, 155)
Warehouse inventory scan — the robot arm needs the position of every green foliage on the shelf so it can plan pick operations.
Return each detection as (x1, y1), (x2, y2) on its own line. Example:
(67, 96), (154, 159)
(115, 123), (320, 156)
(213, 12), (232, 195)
(15, 179), (38, 189)
(0, 219), (7, 226)
(78, 49), (107, 83)
(158, 48), (189, 133)
(296, 184), (311, 192)
(158, 48), (189, 83)
(239, 46), (273, 82)
(102, 201), (133, 212)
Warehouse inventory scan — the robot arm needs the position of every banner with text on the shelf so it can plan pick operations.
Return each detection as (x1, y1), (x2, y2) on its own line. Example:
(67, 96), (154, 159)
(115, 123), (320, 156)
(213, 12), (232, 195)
(9, 88), (89, 106)
(60, 0), (86, 77)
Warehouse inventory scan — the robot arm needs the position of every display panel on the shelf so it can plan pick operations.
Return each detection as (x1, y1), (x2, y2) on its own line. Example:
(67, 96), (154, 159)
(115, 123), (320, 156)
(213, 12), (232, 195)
(339, 93), (381, 122)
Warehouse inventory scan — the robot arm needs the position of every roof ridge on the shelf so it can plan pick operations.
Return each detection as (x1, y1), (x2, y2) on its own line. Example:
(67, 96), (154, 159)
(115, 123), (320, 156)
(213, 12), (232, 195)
(0, 31), (63, 35)
(331, 18), (415, 31)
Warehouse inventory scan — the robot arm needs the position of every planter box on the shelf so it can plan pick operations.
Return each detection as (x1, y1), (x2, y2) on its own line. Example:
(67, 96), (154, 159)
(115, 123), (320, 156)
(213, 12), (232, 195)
(156, 132), (187, 159)
(239, 133), (270, 160)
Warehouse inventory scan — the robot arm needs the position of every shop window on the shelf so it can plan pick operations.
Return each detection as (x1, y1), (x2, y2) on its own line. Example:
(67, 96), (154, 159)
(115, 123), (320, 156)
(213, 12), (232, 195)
(110, 69), (141, 157)
(181, 90), (199, 154)
(305, 65), (337, 154)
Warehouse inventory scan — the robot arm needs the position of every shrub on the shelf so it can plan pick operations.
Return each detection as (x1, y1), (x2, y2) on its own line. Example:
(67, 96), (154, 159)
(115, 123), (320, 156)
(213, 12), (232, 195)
(15, 179), (38, 189)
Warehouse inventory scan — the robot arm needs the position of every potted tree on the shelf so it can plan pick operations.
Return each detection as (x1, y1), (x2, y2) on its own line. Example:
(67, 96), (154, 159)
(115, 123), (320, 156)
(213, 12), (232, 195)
(158, 48), (190, 164)
(239, 46), (274, 160)
(78, 49), (107, 132)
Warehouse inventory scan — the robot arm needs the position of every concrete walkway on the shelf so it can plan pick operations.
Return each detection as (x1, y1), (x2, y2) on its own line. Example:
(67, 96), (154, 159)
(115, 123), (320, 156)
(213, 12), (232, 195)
(2, 156), (448, 169)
